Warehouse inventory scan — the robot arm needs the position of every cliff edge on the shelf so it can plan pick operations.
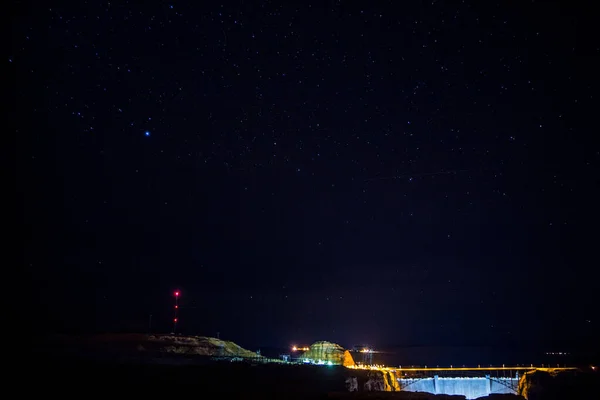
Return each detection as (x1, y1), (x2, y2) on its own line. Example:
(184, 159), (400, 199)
(518, 368), (595, 400)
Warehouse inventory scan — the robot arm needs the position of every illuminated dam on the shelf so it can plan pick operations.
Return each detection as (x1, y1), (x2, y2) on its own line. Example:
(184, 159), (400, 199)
(351, 366), (578, 399)
(395, 367), (523, 398)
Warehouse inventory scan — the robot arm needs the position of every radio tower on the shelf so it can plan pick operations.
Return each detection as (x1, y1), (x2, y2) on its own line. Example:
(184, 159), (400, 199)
(173, 290), (180, 333)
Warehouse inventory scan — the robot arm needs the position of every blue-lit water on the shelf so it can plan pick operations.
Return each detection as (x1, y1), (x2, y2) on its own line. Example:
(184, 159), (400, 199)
(399, 377), (518, 399)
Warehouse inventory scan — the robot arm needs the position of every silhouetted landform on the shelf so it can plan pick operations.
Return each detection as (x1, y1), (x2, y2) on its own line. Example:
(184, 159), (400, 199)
(31, 335), (597, 399)
(32, 355), (489, 399)
(518, 369), (597, 400)
(140, 334), (263, 358)
(38, 333), (266, 361)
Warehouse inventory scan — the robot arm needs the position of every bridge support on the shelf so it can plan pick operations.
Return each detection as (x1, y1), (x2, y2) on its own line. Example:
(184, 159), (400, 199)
(434, 375), (438, 394)
(486, 375), (491, 395)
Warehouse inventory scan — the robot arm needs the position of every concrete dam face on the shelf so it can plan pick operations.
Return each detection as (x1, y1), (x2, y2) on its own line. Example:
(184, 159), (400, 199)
(399, 376), (518, 399)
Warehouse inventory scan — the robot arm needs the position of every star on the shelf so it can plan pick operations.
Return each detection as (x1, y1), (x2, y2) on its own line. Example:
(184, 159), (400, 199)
(17, 0), (594, 355)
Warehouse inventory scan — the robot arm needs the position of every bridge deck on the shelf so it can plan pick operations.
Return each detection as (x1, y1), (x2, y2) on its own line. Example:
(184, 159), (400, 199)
(394, 367), (577, 372)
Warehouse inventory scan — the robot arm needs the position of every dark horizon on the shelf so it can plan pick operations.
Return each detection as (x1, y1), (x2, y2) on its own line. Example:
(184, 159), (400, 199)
(17, 1), (598, 355)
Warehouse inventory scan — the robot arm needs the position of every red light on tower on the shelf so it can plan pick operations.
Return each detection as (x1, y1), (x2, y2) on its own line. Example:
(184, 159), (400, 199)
(172, 290), (180, 333)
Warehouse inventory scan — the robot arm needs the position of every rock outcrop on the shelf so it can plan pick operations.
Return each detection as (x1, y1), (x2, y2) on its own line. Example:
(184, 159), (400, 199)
(301, 341), (355, 366)
(360, 370), (402, 392)
(364, 370), (387, 391)
(517, 368), (593, 400)
(142, 335), (261, 358)
(383, 369), (402, 391)
(79, 333), (261, 359)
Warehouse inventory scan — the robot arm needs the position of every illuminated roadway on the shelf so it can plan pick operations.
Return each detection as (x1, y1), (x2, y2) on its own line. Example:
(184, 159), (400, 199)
(348, 365), (577, 372)
(394, 367), (577, 372)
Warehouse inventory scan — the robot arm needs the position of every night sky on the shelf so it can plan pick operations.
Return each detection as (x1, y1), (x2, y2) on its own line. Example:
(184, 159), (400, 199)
(16, 1), (599, 351)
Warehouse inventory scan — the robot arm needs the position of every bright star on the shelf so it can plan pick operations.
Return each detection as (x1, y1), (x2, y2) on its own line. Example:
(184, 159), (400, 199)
(145, 131), (150, 137)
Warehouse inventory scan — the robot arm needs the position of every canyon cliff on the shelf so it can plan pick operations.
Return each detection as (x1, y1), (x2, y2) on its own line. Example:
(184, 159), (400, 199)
(518, 368), (594, 400)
